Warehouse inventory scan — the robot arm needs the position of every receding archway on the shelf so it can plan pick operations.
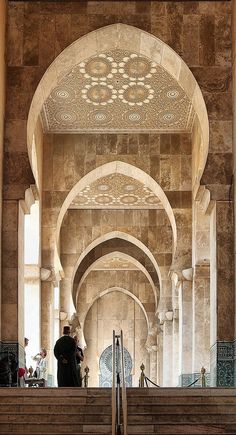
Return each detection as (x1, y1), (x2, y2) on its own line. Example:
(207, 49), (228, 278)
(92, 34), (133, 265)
(76, 251), (158, 308)
(56, 161), (176, 277)
(71, 230), (162, 304)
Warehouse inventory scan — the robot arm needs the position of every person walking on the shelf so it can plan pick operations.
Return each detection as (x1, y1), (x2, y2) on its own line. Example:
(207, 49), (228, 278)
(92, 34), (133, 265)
(54, 326), (79, 387)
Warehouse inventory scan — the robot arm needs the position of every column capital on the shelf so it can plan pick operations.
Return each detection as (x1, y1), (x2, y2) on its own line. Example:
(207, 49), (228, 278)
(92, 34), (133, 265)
(158, 310), (174, 325)
(40, 267), (61, 285)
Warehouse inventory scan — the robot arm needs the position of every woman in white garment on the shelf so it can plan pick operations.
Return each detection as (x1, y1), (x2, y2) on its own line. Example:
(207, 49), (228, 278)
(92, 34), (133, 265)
(32, 348), (47, 386)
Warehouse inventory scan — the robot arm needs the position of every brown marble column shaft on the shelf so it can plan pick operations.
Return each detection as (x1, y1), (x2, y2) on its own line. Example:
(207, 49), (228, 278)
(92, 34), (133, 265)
(192, 264), (210, 373)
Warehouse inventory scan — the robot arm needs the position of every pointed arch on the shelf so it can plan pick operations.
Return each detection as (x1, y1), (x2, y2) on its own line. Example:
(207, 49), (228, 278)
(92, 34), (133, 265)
(82, 287), (150, 336)
(75, 251), (158, 308)
(71, 230), (162, 303)
(27, 23), (209, 191)
(55, 161), (176, 275)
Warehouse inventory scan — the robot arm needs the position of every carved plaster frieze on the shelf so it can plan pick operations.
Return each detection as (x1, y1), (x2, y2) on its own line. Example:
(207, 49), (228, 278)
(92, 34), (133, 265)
(70, 173), (162, 209)
(41, 49), (195, 133)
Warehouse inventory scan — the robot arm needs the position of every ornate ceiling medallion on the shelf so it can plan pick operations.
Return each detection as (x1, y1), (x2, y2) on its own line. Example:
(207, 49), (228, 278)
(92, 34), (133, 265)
(41, 49), (195, 133)
(82, 83), (117, 105)
(119, 82), (154, 106)
(79, 54), (117, 79)
(89, 110), (113, 125)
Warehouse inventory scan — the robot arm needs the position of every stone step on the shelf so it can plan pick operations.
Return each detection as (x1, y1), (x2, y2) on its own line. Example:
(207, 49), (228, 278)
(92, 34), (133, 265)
(127, 404), (236, 414)
(0, 404), (111, 413)
(1, 403), (236, 415)
(128, 413), (236, 423)
(0, 423), (111, 433)
(0, 396), (111, 405)
(0, 387), (111, 397)
(127, 395), (236, 404)
(127, 424), (236, 434)
(0, 413), (112, 423)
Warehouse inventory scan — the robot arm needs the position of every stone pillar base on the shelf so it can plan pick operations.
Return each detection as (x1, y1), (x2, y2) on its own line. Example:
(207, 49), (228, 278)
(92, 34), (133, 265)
(0, 341), (24, 387)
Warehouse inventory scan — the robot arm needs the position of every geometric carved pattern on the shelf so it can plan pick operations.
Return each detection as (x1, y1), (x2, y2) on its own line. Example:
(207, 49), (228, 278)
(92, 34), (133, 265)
(210, 341), (235, 387)
(70, 173), (163, 209)
(41, 50), (195, 133)
(99, 344), (132, 387)
(93, 253), (138, 271)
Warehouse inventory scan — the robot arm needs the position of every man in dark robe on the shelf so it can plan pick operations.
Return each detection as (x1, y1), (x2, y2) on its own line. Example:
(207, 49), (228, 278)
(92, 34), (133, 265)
(54, 326), (79, 387)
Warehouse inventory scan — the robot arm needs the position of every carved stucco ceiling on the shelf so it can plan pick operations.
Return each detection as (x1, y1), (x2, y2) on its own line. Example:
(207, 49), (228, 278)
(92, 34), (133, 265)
(69, 173), (163, 209)
(41, 50), (195, 133)
(92, 253), (138, 271)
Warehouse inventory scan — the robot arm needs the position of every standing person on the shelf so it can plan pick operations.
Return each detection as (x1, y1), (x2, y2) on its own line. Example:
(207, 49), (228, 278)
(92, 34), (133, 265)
(73, 336), (84, 387)
(54, 326), (79, 387)
(24, 337), (29, 376)
(32, 348), (48, 386)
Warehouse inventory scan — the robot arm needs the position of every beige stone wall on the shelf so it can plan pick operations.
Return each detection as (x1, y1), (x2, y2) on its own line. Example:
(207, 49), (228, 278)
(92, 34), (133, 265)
(0, 0), (6, 339)
(84, 291), (149, 387)
(77, 269), (156, 326)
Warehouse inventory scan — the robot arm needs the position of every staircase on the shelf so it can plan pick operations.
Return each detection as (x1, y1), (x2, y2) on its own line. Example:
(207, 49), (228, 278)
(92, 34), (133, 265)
(127, 388), (236, 434)
(0, 387), (112, 434)
(1, 387), (236, 434)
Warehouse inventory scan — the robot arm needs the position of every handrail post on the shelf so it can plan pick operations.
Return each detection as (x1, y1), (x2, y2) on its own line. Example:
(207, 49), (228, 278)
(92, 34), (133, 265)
(139, 363), (145, 387)
(112, 331), (116, 435)
(120, 330), (127, 435)
(200, 367), (206, 387)
(84, 366), (89, 387)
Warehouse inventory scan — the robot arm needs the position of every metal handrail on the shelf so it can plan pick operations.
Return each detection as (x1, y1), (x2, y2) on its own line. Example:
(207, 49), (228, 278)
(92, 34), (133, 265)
(120, 331), (127, 435)
(112, 330), (127, 435)
(187, 378), (199, 387)
(112, 331), (116, 435)
(139, 363), (207, 388)
(144, 375), (160, 388)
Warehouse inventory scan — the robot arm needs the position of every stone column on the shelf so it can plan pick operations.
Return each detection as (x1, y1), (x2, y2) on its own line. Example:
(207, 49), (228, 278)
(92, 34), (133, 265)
(179, 273), (193, 386)
(162, 315), (173, 387)
(210, 201), (235, 386)
(233, 0), (236, 388)
(172, 315), (179, 386)
(2, 185), (36, 371)
(0, 0), (6, 341)
(192, 264), (210, 383)
(149, 345), (157, 385)
(41, 279), (54, 385)
(157, 326), (163, 386)
(60, 277), (73, 333)
(171, 272), (179, 386)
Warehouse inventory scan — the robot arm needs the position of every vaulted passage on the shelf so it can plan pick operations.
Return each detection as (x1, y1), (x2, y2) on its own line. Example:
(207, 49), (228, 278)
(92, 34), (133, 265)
(0, 0), (235, 402)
